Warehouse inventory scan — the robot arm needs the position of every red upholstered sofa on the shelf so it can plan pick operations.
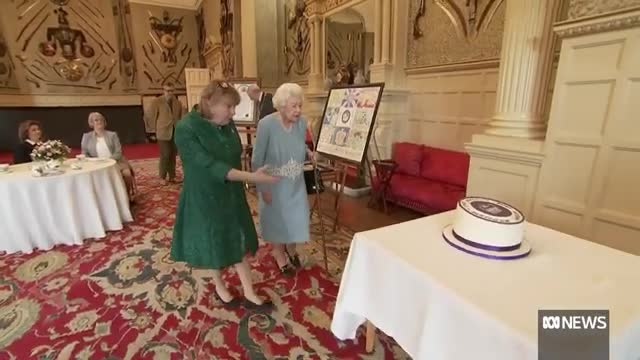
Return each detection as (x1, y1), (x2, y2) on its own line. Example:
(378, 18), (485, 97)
(381, 142), (470, 214)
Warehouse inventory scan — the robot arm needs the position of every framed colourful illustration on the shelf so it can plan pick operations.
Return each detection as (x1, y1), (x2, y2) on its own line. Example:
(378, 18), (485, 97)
(315, 83), (385, 165)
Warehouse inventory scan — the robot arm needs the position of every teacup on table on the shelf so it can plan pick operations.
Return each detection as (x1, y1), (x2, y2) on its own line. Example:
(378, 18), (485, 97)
(0, 164), (9, 172)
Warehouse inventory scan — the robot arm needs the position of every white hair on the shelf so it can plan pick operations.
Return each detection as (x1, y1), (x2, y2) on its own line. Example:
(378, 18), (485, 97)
(272, 83), (304, 110)
(88, 112), (106, 128)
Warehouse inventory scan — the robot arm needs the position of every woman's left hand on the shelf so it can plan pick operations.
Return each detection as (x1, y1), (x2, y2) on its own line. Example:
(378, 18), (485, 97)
(307, 149), (316, 164)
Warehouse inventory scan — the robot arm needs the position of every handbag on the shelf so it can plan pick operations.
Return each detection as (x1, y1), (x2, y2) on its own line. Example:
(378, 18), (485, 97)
(304, 164), (324, 194)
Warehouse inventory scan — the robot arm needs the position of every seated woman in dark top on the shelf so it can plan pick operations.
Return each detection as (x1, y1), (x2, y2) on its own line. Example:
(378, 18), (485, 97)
(13, 120), (44, 164)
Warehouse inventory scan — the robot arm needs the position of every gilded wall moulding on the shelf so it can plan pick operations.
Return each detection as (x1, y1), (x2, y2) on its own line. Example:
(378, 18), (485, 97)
(407, 0), (505, 69)
(304, 0), (324, 16)
(567, 0), (640, 19)
(556, 9), (640, 37)
(304, 0), (359, 16)
(434, 0), (504, 40)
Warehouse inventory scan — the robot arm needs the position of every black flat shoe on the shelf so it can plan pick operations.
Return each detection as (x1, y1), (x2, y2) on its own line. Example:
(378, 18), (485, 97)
(285, 248), (302, 268)
(290, 254), (302, 268)
(214, 291), (241, 308)
(243, 298), (274, 311)
(279, 263), (295, 277)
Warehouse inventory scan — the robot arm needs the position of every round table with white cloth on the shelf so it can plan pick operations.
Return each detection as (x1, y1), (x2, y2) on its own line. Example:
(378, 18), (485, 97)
(0, 158), (133, 254)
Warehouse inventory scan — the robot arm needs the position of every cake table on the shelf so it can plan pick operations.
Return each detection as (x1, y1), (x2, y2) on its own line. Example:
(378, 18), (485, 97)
(330, 211), (640, 359)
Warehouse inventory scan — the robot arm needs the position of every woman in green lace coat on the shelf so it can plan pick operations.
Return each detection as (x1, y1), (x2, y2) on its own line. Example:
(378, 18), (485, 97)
(171, 81), (278, 310)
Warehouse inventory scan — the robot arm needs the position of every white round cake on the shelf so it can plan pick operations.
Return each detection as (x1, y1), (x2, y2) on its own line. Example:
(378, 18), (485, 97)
(442, 197), (531, 260)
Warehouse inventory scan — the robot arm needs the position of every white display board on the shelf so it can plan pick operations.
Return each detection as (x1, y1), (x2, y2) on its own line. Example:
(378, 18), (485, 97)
(228, 78), (260, 125)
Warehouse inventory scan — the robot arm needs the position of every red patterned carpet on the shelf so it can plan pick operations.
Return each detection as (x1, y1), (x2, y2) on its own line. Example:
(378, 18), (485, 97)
(0, 159), (408, 359)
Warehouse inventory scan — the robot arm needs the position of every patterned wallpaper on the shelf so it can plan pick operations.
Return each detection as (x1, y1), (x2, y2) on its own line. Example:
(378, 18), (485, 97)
(406, 0), (506, 69)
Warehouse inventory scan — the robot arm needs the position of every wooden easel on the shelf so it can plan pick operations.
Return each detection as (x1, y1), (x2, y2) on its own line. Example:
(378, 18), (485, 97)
(309, 158), (354, 233)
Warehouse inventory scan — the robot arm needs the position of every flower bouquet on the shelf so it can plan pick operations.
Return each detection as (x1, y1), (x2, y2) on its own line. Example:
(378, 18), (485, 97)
(30, 140), (71, 176)
(31, 140), (71, 162)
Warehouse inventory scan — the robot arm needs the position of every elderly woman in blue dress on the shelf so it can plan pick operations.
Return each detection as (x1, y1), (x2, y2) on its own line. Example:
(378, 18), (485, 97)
(252, 83), (314, 275)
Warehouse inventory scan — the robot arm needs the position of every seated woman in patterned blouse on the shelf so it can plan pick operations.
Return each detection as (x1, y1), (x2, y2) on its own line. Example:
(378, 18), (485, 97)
(81, 112), (137, 201)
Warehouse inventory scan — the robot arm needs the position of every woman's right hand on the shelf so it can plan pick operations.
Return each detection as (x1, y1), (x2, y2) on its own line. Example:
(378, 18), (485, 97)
(251, 166), (280, 184)
(261, 191), (272, 204)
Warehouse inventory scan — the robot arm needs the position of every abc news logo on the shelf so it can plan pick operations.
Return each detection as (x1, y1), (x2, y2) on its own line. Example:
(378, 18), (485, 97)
(542, 315), (608, 330)
(538, 310), (609, 360)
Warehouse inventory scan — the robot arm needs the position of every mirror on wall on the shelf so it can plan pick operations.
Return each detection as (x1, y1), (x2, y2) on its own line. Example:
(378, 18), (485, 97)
(324, 0), (374, 89)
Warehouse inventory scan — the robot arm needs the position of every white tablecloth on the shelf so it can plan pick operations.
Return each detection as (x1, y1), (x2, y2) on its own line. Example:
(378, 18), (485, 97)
(0, 159), (133, 254)
(331, 211), (640, 360)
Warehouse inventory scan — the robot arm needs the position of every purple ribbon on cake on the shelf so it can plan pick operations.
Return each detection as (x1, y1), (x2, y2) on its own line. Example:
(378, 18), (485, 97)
(451, 229), (521, 252)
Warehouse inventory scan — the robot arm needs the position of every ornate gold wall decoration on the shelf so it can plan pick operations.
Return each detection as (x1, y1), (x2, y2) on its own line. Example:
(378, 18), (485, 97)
(129, 3), (200, 92)
(113, 0), (137, 91)
(326, 21), (365, 80)
(434, 0), (504, 40)
(307, 0), (355, 15)
(0, 30), (19, 92)
(407, 0), (505, 69)
(557, 10), (640, 37)
(219, 0), (235, 78)
(5, 0), (121, 93)
(0, 0), (202, 95)
(196, 7), (207, 68)
(413, 0), (427, 38)
(148, 11), (184, 64)
(202, 37), (223, 76)
(284, 0), (310, 76)
(567, 0), (640, 19)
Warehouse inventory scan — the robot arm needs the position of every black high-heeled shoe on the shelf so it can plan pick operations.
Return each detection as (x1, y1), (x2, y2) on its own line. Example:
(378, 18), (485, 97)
(279, 263), (295, 277)
(285, 248), (302, 268)
(243, 297), (274, 312)
(214, 291), (241, 308)
(290, 254), (301, 268)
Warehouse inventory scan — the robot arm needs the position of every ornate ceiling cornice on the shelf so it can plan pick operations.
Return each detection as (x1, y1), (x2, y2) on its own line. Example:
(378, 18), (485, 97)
(127, 0), (203, 11)
(555, 7), (640, 37)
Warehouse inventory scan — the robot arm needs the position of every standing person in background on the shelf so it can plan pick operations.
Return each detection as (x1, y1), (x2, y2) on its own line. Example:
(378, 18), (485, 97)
(248, 84), (276, 121)
(171, 81), (279, 309)
(252, 83), (314, 276)
(147, 83), (184, 184)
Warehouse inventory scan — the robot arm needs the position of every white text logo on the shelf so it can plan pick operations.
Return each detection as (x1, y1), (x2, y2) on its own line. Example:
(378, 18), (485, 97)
(542, 315), (607, 330)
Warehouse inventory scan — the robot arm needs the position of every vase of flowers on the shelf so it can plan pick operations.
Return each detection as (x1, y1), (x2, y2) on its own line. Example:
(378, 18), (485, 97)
(31, 140), (71, 167)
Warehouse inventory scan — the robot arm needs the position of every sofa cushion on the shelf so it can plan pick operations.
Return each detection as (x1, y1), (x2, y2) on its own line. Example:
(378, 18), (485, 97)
(392, 142), (423, 177)
(389, 174), (465, 211)
(420, 146), (470, 188)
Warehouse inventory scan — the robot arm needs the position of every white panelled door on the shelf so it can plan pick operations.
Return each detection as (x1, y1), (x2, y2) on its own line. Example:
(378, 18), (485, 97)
(184, 68), (212, 111)
(534, 27), (640, 255)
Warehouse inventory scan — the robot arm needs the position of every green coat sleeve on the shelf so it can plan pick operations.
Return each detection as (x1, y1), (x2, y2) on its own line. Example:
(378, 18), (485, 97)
(174, 122), (232, 184)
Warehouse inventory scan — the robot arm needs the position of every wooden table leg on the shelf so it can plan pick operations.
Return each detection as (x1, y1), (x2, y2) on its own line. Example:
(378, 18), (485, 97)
(365, 321), (376, 353)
